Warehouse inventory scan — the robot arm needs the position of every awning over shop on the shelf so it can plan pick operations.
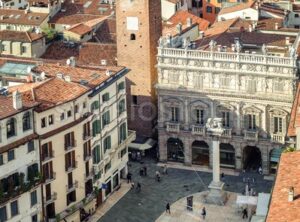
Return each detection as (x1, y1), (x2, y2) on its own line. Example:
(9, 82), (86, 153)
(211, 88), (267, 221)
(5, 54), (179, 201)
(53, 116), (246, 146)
(129, 138), (156, 151)
(270, 148), (284, 163)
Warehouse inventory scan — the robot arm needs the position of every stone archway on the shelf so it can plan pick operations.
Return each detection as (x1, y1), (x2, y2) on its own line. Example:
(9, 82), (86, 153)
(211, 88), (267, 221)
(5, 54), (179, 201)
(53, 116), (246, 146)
(220, 143), (235, 168)
(243, 146), (262, 171)
(192, 140), (209, 166)
(167, 138), (184, 162)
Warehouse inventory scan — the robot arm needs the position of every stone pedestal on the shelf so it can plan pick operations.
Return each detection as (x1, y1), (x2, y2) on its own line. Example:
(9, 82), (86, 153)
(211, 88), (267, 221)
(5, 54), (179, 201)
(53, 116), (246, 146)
(205, 136), (227, 205)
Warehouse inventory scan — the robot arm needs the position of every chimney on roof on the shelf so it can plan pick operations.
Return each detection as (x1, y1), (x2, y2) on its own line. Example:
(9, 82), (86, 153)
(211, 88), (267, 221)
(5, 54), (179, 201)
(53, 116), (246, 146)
(64, 75), (71, 82)
(288, 187), (294, 202)
(187, 17), (192, 27)
(106, 69), (112, 76)
(275, 22), (279, 30)
(286, 37), (290, 45)
(69, 56), (76, 67)
(176, 23), (182, 35)
(249, 25), (253, 32)
(199, 31), (204, 39)
(13, 91), (23, 110)
(101, 59), (107, 66)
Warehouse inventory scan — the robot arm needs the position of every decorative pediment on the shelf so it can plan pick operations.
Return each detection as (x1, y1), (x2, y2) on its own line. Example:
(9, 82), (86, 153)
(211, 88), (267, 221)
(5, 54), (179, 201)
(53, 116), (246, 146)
(242, 105), (262, 114)
(163, 97), (183, 107)
(269, 108), (288, 117)
(217, 103), (235, 112)
(190, 100), (209, 109)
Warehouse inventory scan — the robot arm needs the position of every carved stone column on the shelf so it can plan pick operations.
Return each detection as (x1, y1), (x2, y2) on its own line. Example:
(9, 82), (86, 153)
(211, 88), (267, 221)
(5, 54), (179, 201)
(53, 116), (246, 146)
(236, 103), (241, 135)
(183, 136), (192, 166)
(158, 132), (168, 162)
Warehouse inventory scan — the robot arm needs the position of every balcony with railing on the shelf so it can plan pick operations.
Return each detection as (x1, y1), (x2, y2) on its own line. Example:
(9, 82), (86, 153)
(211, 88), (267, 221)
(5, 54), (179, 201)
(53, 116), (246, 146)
(84, 170), (94, 181)
(42, 150), (55, 162)
(64, 140), (77, 151)
(271, 133), (285, 144)
(66, 180), (78, 193)
(83, 132), (92, 141)
(166, 122), (180, 133)
(65, 161), (78, 173)
(191, 125), (206, 136)
(44, 172), (56, 184)
(222, 128), (232, 138)
(44, 192), (57, 205)
(244, 130), (259, 141)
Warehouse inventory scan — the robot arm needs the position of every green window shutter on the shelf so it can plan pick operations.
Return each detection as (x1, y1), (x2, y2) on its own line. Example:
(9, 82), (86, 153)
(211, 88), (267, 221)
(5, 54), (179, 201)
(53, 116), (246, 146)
(93, 145), (100, 164)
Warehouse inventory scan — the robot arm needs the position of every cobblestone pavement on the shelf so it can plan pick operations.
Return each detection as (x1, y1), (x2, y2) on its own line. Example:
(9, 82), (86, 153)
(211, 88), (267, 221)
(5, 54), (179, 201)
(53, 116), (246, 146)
(98, 158), (273, 222)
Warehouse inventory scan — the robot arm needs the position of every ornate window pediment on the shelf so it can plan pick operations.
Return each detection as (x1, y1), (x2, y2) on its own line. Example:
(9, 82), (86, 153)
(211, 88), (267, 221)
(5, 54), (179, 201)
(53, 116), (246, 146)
(163, 97), (183, 107)
(269, 108), (287, 117)
(243, 105), (262, 115)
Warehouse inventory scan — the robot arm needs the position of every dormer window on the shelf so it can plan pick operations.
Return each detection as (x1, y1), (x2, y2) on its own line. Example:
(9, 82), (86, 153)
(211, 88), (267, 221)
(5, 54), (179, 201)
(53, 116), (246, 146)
(130, 33), (136, 40)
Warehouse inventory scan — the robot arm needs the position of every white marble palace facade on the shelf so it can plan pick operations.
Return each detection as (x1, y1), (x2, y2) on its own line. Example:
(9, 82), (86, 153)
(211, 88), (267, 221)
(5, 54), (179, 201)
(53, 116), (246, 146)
(156, 38), (299, 174)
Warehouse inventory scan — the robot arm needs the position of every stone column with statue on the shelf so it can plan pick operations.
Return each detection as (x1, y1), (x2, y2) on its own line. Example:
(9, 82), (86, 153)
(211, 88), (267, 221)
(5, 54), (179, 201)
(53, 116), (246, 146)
(205, 118), (227, 205)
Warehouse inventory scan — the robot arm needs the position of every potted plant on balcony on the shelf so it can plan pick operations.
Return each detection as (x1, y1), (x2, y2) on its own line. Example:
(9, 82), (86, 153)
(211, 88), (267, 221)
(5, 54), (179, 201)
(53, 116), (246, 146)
(18, 173), (25, 191)
(55, 214), (61, 222)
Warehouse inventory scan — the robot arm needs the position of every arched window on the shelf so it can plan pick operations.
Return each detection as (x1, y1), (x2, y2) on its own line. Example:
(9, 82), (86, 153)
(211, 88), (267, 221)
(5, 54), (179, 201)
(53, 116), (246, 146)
(7, 118), (16, 138)
(23, 112), (31, 131)
(130, 33), (136, 40)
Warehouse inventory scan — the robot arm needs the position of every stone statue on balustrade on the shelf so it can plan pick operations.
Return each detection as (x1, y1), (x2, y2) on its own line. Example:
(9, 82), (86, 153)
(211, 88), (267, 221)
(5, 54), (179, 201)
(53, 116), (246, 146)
(206, 118), (224, 136)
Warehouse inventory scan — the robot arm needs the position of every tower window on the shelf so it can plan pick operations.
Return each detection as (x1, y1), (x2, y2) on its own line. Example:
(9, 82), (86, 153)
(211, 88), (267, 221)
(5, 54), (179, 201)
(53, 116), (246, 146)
(130, 33), (136, 40)
(132, 95), (138, 105)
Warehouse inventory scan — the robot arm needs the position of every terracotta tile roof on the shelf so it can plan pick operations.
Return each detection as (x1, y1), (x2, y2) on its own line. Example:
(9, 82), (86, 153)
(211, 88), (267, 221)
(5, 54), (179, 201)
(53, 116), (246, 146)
(0, 9), (48, 26)
(77, 43), (117, 66)
(218, 1), (257, 15)
(0, 93), (38, 120)
(66, 23), (92, 36)
(267, 151), (300, 222)
(163, 22), (198, 37)
(92, 17), (116, 43)
(0, 30), (44, 42)
(167, 10), (210, 31)
(32, 63), (124, 89)
(288, 83), (300, 137)
(257, 17), (283, 30)
(32, 77), (88, 111)
(41, 41), (80, 61)
(196, 18), (295, 51)
(260, 3), (287, 16)
(49, 0), (113, 25)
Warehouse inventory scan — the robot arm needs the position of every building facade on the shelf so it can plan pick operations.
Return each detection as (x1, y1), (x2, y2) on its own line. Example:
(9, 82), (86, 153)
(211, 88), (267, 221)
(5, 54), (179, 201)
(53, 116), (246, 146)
(0, 92), (43, 222)
(156, 35), (299, 174)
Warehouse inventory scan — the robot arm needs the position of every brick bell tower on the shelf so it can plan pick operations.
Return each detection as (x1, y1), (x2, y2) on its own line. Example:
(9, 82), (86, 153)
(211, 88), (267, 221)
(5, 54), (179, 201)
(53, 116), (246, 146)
(116, 0), (162, 138)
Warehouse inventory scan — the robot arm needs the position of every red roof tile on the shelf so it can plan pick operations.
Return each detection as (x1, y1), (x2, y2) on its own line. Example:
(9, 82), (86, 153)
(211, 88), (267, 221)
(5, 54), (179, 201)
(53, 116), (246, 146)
(267, 151), (300, 222)
(0, 30), (44, 42)
(218, 1), (256, 15)
(168, 10), (210, 31)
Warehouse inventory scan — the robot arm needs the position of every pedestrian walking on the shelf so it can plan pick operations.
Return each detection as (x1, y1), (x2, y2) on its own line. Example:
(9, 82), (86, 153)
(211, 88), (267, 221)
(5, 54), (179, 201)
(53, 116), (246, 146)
(166, 202), (170, 214)
(127, 173), (132, 183)
(143, 166), (147, 176)
(201, 207), (206, 220)
(131, 182), (135, 189)
(163, 165), (168, 175)
(156, 171), (161, 182)
(136, 182), (141, 192)
(258, 166), (263, 175)
(140, 167), (144, 176)
(242, 208), (248, 219)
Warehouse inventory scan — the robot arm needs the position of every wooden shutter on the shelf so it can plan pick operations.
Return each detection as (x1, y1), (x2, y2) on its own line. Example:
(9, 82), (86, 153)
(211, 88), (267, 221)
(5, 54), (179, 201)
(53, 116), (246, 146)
(49, 142), (52, 157)
(65, 154), (68, 171)
(72, 151), (75, 167)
